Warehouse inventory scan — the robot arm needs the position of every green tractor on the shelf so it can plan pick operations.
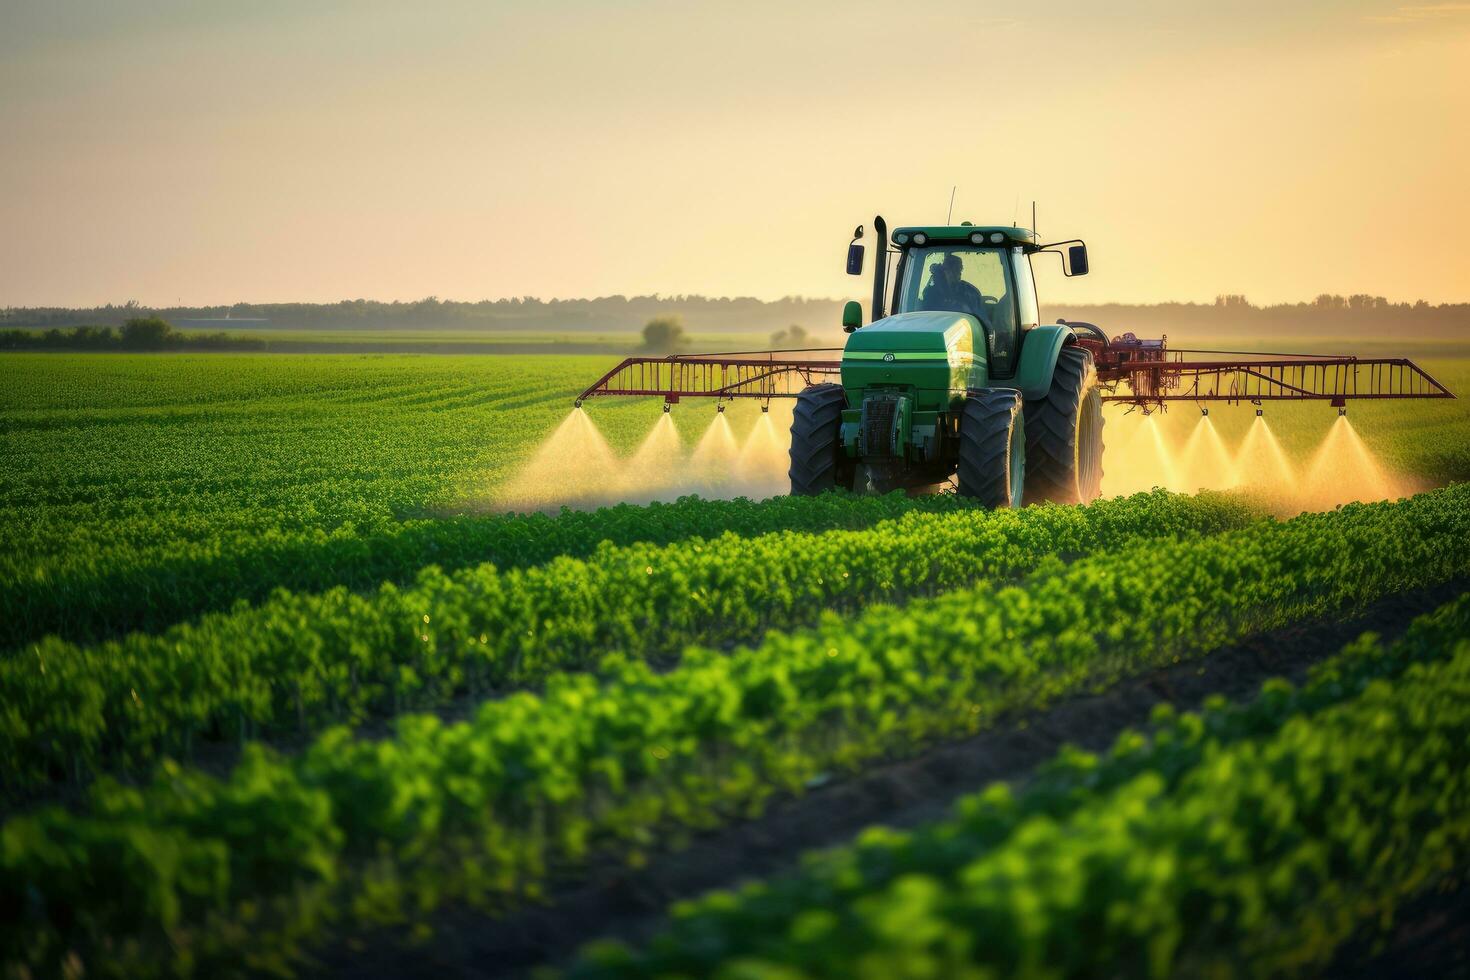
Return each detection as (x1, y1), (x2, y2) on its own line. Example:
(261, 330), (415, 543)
(577, 219), (1447, 491)
(790, 217), (1103, 507)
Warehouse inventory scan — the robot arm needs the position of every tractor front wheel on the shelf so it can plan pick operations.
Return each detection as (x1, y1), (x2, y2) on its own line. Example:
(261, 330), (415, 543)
(788, 383), (854, 495)
(957, 388), (1025, 508)
(1023, 345), (1104, 504)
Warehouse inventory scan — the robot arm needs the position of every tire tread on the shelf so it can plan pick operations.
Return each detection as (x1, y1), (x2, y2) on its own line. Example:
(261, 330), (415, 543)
(788, 383), (850, 495)
(1023, 346), (1104, 504)
(957, 388), (1023, 508)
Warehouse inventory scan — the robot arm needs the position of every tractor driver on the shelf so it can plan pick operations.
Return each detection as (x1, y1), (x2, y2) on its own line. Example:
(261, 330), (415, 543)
(921, 253), (986, 323)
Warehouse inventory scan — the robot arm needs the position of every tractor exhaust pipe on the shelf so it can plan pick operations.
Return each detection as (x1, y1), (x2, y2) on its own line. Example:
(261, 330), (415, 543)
(871, 215), (887, 322)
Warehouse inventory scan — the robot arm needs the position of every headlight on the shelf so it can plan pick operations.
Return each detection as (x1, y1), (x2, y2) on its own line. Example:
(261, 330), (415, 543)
(989, 232), (1005, 243)
(912, 232), (928, 246)
(970, 232), (985, 244)
(895, 233), (909, 245)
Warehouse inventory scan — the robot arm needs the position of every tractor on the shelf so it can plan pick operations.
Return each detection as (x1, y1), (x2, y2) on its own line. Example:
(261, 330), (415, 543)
(574, 215), (1451, 505)
(789, 218), (1100, 507)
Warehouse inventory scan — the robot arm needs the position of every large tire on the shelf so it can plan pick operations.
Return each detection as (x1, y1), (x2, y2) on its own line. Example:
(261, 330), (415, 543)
(957, 388), (1025, 508)
(788, 383), (853, 495)
(1023, 345), (1104, 504)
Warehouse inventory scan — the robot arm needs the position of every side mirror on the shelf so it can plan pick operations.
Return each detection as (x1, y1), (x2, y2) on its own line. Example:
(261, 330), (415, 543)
(841, 300), (863, 333)
(846, 242), (865, 276)
(1038, 239), (1090, 278)
(1067, 243), (1089, 276)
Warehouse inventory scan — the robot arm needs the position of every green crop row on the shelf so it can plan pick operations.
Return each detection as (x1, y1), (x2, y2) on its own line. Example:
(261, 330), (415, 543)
(3, 490), (1255, 793)
(1, 489), (988, 653)
(571, 591), (1470, 980)
(2, 487), (1466, 977)
(0, 356), (599, 648)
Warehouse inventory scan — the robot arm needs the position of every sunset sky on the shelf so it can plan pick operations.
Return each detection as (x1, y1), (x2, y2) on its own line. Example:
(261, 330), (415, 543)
(2, 0), (1467, 308)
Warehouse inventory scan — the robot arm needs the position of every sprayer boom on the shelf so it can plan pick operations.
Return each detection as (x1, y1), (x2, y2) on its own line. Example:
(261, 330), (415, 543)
(575, 349), (842, 407)
(575, 335), (1450, 413)
(1068, 325), (1453, 410)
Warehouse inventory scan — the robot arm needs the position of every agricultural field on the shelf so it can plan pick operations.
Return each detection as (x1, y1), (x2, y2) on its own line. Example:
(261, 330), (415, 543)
(3, 350), (1470, 978)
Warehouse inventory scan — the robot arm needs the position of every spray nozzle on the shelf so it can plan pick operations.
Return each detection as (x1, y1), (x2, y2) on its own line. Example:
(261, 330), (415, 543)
(663, 402), (672, 414)
(1338, 406), (1348, 417)
(1200, 408), (1208, 417)
(1256, 408), (1264, 417)
(717, 403), (725, 413)
(574, 400), (583, 409)
(761, 404), (769, 414)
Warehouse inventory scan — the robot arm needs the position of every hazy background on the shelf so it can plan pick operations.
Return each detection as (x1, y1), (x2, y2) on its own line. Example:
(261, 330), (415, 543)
(2, 0), (1468, 309)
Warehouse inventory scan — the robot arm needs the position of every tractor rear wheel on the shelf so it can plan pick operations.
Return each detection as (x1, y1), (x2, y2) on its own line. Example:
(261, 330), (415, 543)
(957, 388), (1025, 508)
(788, 383), (853, 495)
(1023, 346), (1104, 504)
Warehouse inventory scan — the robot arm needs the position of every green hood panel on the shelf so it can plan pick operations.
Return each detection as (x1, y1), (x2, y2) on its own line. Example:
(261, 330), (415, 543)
(841, 311), (988, 411)
(844, 311), (975, 354)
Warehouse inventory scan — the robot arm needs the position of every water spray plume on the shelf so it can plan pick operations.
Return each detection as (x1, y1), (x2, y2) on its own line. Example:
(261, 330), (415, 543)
(679, 411), (736, 495)
(1302, 416), (1407, 508)
(1146, 416), (1186, 492)
(1177, 416), (1239, 492)
(495, 407), (619, 510)
(1201, 417), (1240, 489)
(1098, 409), (1137, 497)
(735, 413), (782, 467)
(730, 412), (790, 498)
(613, 412), (686, 502)
(628, 412), (681, 471)
(692, 412), (738, 464)
(1099, 408), (1176, 497)
(1234, 416), (1294, 490)
(494, 396), (1418, 517)
(490, 399), (813, 512)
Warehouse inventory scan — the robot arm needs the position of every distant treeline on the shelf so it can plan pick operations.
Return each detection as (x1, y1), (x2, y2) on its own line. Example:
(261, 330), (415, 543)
(2, 293), (1467, 342)
(1048, 294), (1470, 343)
(1, 317), (266, 352)
(0, 296), (842, 336)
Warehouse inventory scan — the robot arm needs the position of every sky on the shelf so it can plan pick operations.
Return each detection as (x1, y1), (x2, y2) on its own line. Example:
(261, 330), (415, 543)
(1, 0), (1468, 308)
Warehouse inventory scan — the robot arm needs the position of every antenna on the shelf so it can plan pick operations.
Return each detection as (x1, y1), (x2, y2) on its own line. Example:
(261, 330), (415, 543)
(1012, 193), (1019, 226)
(947, 186), (957, 224)
(1032, 201), (1037, 236)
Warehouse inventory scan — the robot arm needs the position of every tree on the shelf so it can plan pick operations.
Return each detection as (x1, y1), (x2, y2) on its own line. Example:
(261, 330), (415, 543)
(638, 315), (688, 354)
(770, 324), (811, 348)
(120, 316), (176, 350)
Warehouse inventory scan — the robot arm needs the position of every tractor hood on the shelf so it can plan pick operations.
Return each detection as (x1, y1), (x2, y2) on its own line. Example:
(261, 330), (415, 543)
(841, 311), (988, 411)
(844, 310), (978, 356)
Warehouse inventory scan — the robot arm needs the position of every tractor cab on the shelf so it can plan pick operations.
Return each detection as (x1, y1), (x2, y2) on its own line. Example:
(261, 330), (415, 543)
(888, 227), (1043, 379)
(841, 227), (1055, 402)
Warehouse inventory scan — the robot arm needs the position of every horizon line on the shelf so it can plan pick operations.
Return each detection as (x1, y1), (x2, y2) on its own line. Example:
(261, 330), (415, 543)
(5, 292), (1470, 312)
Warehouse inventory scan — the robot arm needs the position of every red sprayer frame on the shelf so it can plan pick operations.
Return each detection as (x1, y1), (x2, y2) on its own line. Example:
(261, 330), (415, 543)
(575, 349), (843, 407)
(1070, 328), (1452, 410)
(574, 335), (1453, 411)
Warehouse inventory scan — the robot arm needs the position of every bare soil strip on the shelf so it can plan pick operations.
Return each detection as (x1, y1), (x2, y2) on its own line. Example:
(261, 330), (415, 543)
(1329, 877), (1470, 979)
(316, 580), (1468, 980)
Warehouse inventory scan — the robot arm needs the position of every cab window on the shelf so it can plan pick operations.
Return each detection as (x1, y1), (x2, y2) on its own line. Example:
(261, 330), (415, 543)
(897, 245), (1018, 376)
(1011, 248), (1040, 329)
